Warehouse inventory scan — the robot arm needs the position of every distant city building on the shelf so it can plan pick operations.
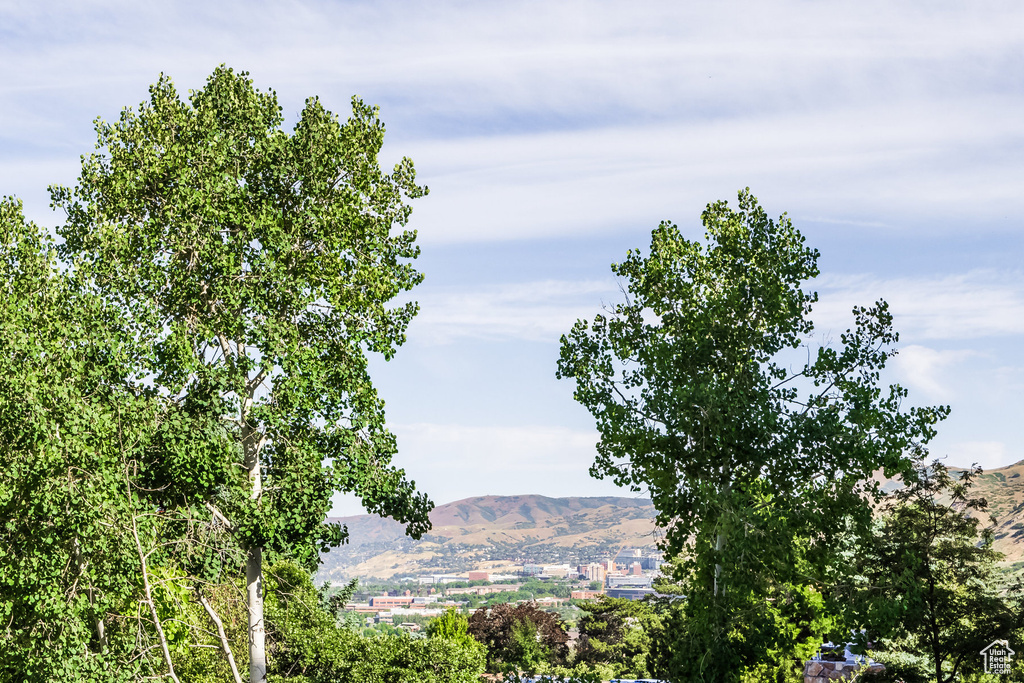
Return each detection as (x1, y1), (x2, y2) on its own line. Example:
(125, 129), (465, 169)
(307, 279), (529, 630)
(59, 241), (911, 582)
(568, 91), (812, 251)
(345, 602), (379, 614)
(368, 596), (414, 608)
(606, 587), (655, 601)
(446, 583), (519, 596)
(344, 602), (455, 618)
(417, 574), (465, 585)
(614, 548), (664, 571)
(578, 562), (607, 583)
(534, 596), (567, 607)
(467, 571), (490, 581)
(640, 555), (663, 571)
(571, 589), (605, 600)
(607, 575), (653, 589)
(389, 606), (447, 617)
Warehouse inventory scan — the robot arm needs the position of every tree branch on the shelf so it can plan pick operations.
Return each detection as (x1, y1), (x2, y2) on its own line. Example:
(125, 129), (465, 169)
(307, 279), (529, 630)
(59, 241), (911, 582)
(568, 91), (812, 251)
(197, 591), (244, 683)
(205, 502), (234, 531)
(246, 367), (269, 395)
(217, 334), (233, 361)
(129, 509), (182, 683)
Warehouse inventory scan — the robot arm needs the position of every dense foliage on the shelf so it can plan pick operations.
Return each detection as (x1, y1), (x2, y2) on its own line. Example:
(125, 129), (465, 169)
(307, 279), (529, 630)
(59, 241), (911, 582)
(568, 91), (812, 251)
(468, 602), (571, 674)
(0, 199), (166, 681)
(1, 66), (433, 683)
(852, 462), (1023, 683)
(573, 596), (663, 679)
(557, 189), (949, 680)
(6, 70), (1020, 682)
(265, 563), (485, 683)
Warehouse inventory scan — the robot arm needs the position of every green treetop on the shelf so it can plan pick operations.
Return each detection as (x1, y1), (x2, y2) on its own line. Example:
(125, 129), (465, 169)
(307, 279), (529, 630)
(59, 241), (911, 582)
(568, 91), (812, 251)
(854, 462), (1022, 683)
(557, 189), (949, 681)
(46, 66), (432, 682)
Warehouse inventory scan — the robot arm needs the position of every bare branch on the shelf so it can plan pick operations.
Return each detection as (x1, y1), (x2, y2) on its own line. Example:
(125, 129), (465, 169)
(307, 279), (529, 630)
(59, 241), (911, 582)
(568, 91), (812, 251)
(217, 334), (233, 361)
(197, 591), (244, 683)
(205, 502), (234, 531)
(129, 507), (182, 683)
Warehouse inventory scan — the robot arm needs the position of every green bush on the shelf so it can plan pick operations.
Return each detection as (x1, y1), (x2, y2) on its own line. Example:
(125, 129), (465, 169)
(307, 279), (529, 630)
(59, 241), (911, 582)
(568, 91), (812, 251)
(265, 562), (485, 683)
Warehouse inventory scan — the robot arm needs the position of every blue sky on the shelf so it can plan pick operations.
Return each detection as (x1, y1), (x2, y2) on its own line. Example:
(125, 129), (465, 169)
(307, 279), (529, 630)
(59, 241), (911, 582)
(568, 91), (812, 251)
(2, 1), (1022, 515)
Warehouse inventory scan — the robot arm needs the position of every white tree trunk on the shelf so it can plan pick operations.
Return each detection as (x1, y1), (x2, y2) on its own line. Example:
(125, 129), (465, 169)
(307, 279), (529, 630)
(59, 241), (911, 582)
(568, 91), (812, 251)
(239, 344), (268, 683)
(246, 546), (267, 683)
(714, 481), (730, 597)
(130, 511), (181, 683)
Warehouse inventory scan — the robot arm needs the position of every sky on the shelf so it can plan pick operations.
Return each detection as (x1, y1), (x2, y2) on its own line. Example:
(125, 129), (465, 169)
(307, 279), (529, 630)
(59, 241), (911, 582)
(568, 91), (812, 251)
(2, 1), (1022, 516)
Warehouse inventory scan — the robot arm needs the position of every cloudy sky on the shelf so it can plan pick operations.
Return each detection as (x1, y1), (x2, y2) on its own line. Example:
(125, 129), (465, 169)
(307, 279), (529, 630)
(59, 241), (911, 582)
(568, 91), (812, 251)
(2, 1), (1022, 515)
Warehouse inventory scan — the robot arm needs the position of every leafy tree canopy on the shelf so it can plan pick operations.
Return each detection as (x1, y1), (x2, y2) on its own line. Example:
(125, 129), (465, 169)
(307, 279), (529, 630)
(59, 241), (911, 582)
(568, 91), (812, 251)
(51, 66), (432, 560)
(854, 461), (1023, 683)
(1, 65), (433, 683)
(557, 189), (949, 680)
(0, 197), (168, 681)
(574, 596), (663, 679)
(468, 602), (570, 674)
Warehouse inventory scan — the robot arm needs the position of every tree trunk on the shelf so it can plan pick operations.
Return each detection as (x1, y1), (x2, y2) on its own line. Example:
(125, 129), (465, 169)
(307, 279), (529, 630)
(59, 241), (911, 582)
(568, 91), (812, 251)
(714, 481), (730, 597)
(247, 546), (267, 682)
(130, 511), (181, 683)
(714, 531), (724, 596)
(240, 362), (267, 683)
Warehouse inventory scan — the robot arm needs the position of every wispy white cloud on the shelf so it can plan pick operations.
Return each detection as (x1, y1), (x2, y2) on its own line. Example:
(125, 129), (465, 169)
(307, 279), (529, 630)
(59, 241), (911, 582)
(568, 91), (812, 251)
(5, 0), (1023, 507)
(409, 269), (1024, 346)
(405, 99), (1024, 242)
(890, 345), (976, 400)
(331, 421), (636, 515)
(5, 1), (1022, 114)
(411, 279), (619, 344)
(814, 270), (1024, 341)
(3, 1), (1024, 244)
(407, 269), (1024, 347)
(392, 422), (600, 473)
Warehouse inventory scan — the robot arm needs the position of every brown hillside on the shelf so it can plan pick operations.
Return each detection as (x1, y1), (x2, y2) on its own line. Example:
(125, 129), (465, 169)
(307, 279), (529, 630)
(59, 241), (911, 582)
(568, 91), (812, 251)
(319, 495), (660, 581)
(876, 460), (1024, 564)
(317, 463), (1024, 581)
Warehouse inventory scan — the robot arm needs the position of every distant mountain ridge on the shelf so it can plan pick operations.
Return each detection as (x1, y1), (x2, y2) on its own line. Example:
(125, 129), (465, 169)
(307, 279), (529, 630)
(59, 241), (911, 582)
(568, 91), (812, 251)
(318, 495), (660, 581)
(943, 461), (1024, 564)
(869, 460), (1024, 563)
(317, 463), (1024, 581)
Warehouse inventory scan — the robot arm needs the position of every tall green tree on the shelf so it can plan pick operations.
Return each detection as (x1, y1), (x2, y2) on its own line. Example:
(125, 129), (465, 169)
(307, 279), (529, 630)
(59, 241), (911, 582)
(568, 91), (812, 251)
(574, 596), (663, 679)
(427, 607), (477, 648)
(47, 66), (432, 682)
(854, 461), (1022, 683)
(467, 602), (570, 673)
(0, 197), (168, 681)
(556, 189), (948, 681)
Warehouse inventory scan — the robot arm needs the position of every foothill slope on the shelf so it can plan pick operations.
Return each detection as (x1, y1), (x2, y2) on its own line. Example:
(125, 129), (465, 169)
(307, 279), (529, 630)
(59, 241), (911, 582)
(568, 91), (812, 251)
(319, 495), (660, 581)
(319, 461), (1024, 582)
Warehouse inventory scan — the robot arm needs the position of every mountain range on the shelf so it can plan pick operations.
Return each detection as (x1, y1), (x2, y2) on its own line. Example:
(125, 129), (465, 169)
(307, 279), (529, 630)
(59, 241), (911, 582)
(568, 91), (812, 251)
(317, 461), (1024, 581)
(318, 495), (660, 581)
